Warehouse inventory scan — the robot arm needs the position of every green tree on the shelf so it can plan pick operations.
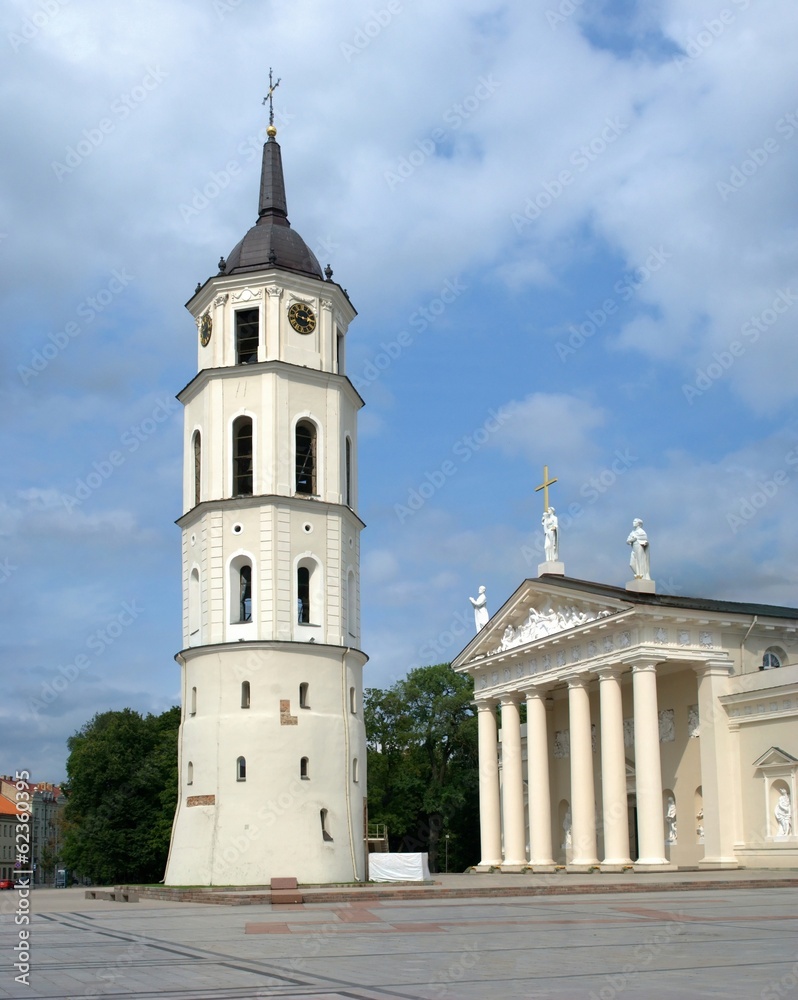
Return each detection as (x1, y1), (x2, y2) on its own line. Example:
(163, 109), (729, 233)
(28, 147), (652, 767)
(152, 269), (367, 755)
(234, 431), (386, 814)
(365, 664), (479, 872)
(62, 706), (180, 884)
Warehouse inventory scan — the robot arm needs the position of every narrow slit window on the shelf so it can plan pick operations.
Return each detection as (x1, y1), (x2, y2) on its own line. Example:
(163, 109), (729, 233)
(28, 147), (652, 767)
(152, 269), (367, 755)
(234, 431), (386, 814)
(187, 761), (194, 786)
(233, 417), (253, 496)
(236, 756), (247, 781)
(299, 682), (309, 708)
(241, 681), (251, 709)
(190, 686), (197, 716)
(352, 758), (359, 783)
(297, 567), (310, 623)
(300, 757), (309, 780)
(235, 308), (259, 365)
(193, 430), (201, 506)
(295, 421), (316, 495)
(349, 686), (356, 714)
(320, 808), (333, 841)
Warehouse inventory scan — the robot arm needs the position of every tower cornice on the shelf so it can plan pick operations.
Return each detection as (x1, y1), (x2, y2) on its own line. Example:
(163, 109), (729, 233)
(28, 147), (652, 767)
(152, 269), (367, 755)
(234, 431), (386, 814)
(177, 358), (365, 409)
(176, 492), (366, 530)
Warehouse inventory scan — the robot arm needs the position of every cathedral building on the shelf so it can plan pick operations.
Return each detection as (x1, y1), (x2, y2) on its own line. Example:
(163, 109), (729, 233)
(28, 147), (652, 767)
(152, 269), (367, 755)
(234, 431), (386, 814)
(164, 111), (367, 886)
(453, 558), (798, 872)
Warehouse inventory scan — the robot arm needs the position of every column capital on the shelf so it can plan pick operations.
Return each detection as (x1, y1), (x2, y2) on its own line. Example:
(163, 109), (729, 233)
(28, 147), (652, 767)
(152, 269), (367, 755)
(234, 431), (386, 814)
(499, 693), (522, 708)
(596, 664), (625, 682)
(564, 672), (592, 690)
(475, 698), (498, 712)
(524, 681), (553, 701)
(628, 660), (660, 675)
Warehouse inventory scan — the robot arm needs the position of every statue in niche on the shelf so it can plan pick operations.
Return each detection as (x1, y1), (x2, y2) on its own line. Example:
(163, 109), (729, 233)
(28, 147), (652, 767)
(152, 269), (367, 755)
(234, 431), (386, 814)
(665, 795), (677, 844)
(469, 586), (489, 633)
(626, 518), (651, 580)
(542, 506), (559, 562)
(775, 789), (792, 836)
(696, 808), (704, 844)
(562, 807), (572, 849)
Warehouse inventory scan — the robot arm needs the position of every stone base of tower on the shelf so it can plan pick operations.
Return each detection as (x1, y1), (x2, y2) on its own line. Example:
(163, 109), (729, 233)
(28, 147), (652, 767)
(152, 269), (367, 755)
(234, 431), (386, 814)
(164, 641), (368, 886)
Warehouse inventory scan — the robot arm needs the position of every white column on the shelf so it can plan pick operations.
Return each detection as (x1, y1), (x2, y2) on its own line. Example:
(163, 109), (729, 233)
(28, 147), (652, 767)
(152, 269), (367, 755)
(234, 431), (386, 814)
(476, 701), (502, 867)
(567, 675), (599, 866)
(500, 696), (527, 867)
(597, 666), (632, 867)
(526, 688), (555, 867)
(632, 662), (668, 866)
(694, 661), (739, 868)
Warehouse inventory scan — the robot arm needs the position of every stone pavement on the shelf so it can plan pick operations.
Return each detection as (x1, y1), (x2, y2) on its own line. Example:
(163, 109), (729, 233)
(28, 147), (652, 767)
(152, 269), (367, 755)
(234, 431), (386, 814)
(1, 871), (797, 998)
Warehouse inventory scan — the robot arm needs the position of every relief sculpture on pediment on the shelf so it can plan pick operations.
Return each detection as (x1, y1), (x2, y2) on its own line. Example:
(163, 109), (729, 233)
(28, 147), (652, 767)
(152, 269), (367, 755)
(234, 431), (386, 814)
(495, 599), (616, 652)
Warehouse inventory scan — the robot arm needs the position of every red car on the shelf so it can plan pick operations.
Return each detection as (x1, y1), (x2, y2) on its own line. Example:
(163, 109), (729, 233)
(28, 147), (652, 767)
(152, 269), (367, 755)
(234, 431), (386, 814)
(0, 879), (14, 890)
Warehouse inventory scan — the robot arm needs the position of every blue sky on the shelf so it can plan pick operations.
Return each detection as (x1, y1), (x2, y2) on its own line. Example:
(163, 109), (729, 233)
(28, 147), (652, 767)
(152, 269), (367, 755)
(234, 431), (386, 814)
(2, 0), (797, 781)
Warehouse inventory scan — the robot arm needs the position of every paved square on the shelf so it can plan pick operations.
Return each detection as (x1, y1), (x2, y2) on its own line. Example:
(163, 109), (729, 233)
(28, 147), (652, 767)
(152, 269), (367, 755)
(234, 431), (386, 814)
(2, 883), (797, 998)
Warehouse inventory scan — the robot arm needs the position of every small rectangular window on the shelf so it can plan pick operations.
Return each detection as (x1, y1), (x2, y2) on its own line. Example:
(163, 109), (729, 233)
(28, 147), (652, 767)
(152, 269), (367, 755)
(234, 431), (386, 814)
(299, 682), (309, 709)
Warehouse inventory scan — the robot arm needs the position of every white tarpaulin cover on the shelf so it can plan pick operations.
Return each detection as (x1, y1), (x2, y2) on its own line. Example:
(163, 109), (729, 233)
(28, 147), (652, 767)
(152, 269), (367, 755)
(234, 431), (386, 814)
(368, 853), (431, 882)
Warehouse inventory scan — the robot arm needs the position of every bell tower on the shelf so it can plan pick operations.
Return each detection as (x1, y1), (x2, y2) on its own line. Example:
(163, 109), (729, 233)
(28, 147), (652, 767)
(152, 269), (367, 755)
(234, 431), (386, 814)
(164, 101), (367, 886)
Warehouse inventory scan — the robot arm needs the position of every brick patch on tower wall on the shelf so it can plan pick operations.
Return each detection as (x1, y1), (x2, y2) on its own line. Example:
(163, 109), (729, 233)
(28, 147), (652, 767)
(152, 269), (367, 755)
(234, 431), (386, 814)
(187, 795), (216, 807)
(280, 700), (298, 725)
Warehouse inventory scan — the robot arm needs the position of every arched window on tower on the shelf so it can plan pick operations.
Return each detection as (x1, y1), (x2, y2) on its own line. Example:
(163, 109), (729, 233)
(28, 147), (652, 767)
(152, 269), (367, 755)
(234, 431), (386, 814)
(241, 681), (251, 709)
(295, 420), (316, 495)
(345, 437), (352, 507)
(187, 761), (193, 785)
(300, 757), (309, 780)
(233, 416), (253, 496)
(193, 430), (201, 506)
(239, 564), (252, 623)
(297, 567), (310, 623)
(235, 308), (259, 365)
(236, 756), (247, 781)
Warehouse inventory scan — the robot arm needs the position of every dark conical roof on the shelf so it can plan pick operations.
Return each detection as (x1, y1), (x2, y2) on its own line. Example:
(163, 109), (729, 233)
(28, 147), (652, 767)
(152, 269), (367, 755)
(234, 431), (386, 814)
(223, 132), (322, 280)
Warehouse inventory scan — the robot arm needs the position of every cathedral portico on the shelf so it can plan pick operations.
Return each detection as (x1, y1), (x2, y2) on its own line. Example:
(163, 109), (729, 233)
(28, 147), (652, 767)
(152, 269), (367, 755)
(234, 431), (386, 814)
(455, 573), (798, 872)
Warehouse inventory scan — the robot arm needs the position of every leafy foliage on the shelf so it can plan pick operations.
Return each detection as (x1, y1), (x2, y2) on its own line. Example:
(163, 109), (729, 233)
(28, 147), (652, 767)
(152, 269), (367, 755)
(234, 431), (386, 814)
(365, 663), (479, 872)
(62, 706), (180, 884)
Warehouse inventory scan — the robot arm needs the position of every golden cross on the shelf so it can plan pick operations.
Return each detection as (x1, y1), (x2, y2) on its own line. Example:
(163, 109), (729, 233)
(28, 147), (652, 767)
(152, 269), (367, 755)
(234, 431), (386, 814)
(535, 465), (558, 512)
(262, 68), (281, 127)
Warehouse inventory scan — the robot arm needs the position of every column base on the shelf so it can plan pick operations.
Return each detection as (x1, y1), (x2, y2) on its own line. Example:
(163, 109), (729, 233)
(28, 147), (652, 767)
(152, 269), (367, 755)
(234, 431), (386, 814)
(626, 578), (656, 593)
(566, 861), (600, 873)
(698, 858), (741, 870)
(538, 561), (565, 577)
(633, 861), (676, 872)
(600, 861), (634, 872)
(473, 862), (501, 872)
(530, 862), (557, 873)
(500, 863), (527, 873)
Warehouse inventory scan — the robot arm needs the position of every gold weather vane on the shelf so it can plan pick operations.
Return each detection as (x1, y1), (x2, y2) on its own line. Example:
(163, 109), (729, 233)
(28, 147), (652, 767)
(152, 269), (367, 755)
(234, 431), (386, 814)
(262, 68), (281, 129)
(535, 465), (558, 512)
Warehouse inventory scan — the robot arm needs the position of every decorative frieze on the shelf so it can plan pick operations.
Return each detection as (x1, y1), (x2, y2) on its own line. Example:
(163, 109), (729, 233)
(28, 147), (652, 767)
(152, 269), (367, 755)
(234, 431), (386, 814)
(658, 709), (675, 742)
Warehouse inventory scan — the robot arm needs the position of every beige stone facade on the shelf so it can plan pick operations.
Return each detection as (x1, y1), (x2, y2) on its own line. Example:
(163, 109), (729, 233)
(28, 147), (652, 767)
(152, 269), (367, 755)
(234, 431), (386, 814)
(452, 575), (798, 871)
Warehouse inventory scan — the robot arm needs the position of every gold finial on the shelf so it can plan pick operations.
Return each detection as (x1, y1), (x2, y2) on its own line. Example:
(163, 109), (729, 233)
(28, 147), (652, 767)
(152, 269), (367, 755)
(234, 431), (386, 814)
(262, 67), (281, 136)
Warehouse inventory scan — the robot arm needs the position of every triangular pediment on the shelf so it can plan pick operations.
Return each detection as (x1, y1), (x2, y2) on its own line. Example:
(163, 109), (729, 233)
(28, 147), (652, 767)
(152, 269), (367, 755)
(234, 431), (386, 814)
(752, 746), (798, 769)
(452, 577), (632, 670)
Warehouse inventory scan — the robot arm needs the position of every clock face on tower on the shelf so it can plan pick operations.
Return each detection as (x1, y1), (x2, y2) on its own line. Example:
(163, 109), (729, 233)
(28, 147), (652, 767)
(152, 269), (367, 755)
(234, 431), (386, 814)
(288, 302), (316, 334)
(199, 312), (213, 346)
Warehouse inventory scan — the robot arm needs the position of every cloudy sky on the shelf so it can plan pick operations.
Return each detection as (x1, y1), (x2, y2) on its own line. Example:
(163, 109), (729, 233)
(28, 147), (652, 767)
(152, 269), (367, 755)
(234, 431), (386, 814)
(2, 0), (797, 781)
